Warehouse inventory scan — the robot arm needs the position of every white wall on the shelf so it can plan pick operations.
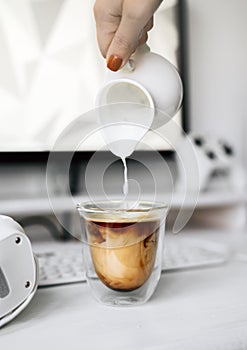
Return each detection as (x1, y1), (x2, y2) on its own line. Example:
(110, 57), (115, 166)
(186, 0), (247, 164)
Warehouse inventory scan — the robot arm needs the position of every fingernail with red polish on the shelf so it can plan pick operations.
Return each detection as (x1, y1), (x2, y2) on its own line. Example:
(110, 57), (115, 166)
(107, 55), (123, 72)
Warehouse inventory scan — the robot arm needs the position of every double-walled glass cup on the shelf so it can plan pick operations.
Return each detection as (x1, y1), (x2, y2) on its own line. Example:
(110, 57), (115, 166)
(77, 201), (167, 306)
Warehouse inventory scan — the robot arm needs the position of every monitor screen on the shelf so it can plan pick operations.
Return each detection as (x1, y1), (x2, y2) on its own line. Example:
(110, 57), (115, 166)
(0, 0), (187, 153)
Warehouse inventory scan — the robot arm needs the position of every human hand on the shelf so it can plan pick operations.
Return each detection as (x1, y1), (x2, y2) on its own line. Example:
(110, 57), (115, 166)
(94, 0), (163, 71)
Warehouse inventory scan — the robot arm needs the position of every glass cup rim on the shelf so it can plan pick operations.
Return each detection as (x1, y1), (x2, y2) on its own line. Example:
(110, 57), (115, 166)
(76, 200), (168, 214)
(77, 200), (168, 249)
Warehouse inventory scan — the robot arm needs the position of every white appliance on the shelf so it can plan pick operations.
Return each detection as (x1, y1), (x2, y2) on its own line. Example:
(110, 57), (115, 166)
(0, 216), (38, 328)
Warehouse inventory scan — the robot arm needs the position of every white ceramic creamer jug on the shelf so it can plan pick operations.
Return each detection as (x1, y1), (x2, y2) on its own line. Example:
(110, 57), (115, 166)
(96, 44), (183, 158)
(96, 44), (183, 117)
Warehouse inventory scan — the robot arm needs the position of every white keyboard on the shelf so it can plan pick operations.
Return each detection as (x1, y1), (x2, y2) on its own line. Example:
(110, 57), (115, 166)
(34, 237), (229, 288)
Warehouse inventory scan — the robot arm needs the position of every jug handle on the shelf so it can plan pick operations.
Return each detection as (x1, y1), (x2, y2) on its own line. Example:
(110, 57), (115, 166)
(122, 44), (151, 73)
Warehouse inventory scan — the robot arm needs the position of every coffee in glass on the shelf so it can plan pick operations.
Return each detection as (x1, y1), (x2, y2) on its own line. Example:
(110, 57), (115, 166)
(77, 201), (167, 306)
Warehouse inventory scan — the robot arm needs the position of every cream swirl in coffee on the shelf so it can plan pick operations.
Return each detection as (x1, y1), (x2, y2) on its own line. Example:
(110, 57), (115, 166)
(86, 217), (160, 291)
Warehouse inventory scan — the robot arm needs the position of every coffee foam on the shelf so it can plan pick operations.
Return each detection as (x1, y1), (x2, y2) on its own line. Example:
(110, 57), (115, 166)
(86, 213), (160, 223)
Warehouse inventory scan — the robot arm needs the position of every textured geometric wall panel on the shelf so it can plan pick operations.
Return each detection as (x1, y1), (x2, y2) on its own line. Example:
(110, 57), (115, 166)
(0, 0), (180, 151)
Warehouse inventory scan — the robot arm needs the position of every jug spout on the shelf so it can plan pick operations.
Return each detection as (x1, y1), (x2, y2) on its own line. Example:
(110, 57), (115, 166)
(121, 44), (151, 73)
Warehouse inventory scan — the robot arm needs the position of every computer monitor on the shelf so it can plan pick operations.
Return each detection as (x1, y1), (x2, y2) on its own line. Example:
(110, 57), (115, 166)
(0, 0), (189, 197)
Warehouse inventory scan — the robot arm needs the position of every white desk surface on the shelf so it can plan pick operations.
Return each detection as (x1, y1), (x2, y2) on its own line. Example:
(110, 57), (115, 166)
(1, 230), (247, 350)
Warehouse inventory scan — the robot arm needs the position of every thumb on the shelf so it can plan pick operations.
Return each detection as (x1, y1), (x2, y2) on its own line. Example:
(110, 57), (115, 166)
(106, 15), (145, 71)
